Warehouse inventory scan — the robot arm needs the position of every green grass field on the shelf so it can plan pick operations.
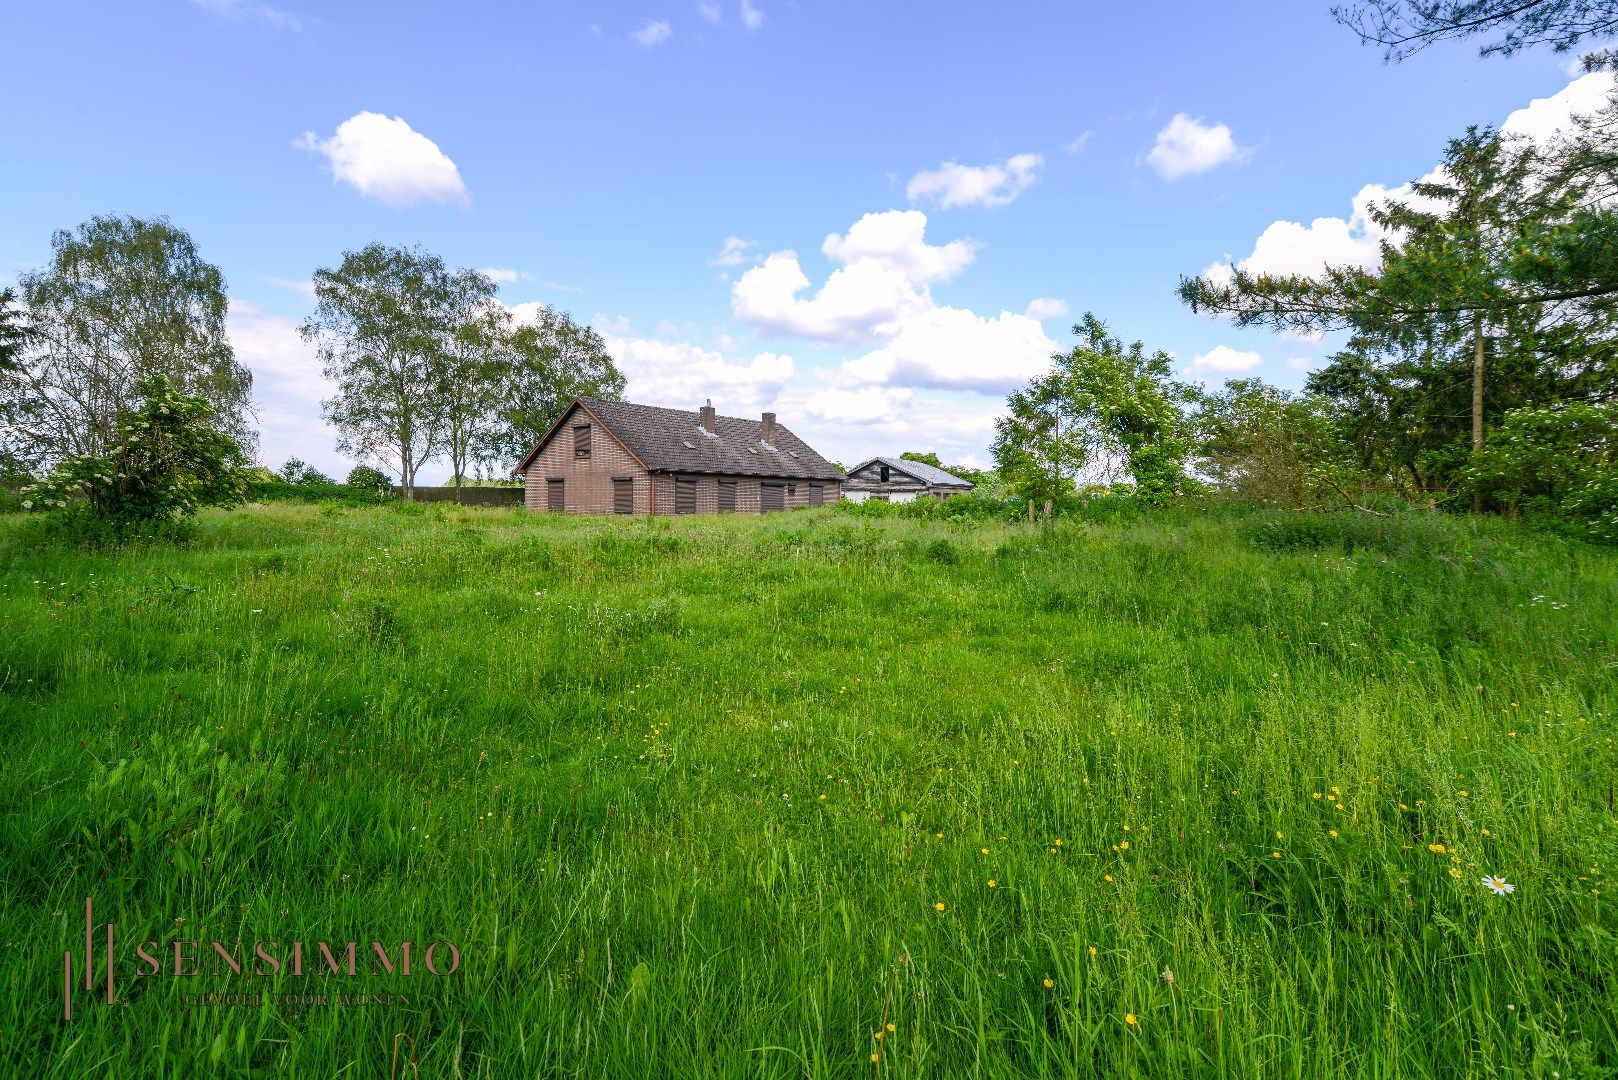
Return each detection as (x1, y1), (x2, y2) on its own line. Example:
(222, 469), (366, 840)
(2, 501), (1615, 1077)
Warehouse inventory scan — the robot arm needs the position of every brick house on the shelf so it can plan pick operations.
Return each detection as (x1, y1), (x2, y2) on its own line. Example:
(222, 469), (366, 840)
(842, 456), (974, 504)
(514, 397), (845, 514)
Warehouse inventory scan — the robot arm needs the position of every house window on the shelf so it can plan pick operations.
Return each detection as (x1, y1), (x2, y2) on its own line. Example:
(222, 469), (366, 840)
(573, 424), (591, 459)
(787, 483), (796, 498)
(546, 477), (565, 511)
(716, 479), (737, 512)
(879, 463), (890, 482)
(760, 481), (785, 512)
(808, 484), (824, 507)
(675, 476), (697, 514)
(613, 477), (634, 515)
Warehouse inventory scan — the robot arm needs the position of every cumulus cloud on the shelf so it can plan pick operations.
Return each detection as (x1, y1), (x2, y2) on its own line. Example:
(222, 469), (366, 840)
(907, 153), (1044, 209)
(479, 267), (525, 285)
(226, 300), (348, 475)
(1145, 114), (1251, 180)
(1212, 74), (1616, 282)
(732, 210), (977, 343)
(1024, 297), (1069, 321)
(1500, 71), (1614, 142)
(740, 0), (763, 30)
(731, 209), (1057, 392)
(631, 19), (673, 46)
(1191, 345), (1264, 373)
(833, 304), (1060, 394)
(296, 113), (468, 208)
(595, 324), (795, 410)
(708, 237), (755, 267)
(699, 0), (722, 22)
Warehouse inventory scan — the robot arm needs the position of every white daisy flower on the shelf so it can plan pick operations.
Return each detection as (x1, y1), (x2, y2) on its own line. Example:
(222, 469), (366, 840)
(1482, 876), (1515, 896)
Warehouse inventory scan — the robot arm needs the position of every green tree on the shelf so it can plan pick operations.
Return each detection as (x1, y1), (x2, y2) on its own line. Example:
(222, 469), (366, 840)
(1, 215), (253, 473)
(0, 287), (26, 374)
(1181, 128), (1618, 506)
(479, 307), (625, 471)
(993, 314), (1200, 504)
(22, 373), (248, 531)
(436, 269), (506, 492)
(1332, 0), (1618, 66)
(303, 244), (458, 499)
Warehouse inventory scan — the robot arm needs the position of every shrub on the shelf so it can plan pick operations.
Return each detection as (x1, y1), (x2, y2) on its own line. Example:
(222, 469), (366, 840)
(21, 374), (247, 536)
(345, 465), (393, 502)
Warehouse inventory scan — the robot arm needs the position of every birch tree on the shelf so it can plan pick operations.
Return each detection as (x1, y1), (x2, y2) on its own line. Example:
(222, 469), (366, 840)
(0, 215), (252, 473)
(303, 244), (456, 498)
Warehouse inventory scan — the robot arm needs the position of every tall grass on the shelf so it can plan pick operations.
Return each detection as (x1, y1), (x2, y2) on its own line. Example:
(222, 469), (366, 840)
(1, 502), (1614, 1076)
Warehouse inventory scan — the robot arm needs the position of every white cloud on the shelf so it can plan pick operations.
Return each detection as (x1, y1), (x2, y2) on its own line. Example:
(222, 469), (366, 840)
(1191, 345), (1264, 373)
(1064, 132), (1095, 154)
(1024, 297), (1068, 321)
(1500, 72), (1614, 142)
(708, 236), (755, 267)
(295, 113), (468, 208)
(1286, 356), (1317, 372)
(907, 153), (1044, 209)
(227, 299), (351, 477)
(1209, 74), (1618, 283)
(732, 210), (977, 342)
(699, 0), (722, 22)
(731, 209), (1056, 393)
(539, 280), (585, 294)
(1145, 114), (1251, 180)
(740, 0), (764, 30)
(597, 328), (795, 409)
(631, 19), (672, 46)
(479, 267), (525, 285)
(192, 0), (303, 30)
(833, 305), (1059, 394)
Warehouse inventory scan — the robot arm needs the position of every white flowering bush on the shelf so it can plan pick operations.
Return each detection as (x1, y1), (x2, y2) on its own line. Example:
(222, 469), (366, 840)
(21, 374), (248, 535)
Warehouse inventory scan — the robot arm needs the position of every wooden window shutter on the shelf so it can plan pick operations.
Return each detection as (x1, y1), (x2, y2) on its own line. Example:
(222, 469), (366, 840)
(613, 477), (633, 514)
(573, 424), (591, 458)
(675, 477), (697, 515)
(760, 481), (785, 512)
(716, 479), (737, 512)
(547, 478), (565, 511)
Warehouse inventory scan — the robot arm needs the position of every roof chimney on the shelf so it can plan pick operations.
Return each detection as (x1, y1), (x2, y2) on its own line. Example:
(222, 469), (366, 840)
(761, 411), (777, 447)
(699, 399), (716, 436)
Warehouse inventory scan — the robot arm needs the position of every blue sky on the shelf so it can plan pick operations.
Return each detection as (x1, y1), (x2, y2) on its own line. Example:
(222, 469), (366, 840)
(1, 0), (1607, 480)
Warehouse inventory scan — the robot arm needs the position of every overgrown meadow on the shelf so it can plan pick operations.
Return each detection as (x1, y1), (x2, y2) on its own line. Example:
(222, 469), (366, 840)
(1, 501), (1615, 1077)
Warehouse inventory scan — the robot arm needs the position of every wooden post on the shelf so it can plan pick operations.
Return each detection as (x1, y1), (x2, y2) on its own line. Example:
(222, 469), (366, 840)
(1027, 499), (1035, 524)
(1043, 499), (1052, 522)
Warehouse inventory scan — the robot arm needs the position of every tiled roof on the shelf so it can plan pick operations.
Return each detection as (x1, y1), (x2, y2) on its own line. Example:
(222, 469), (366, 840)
(851, 456), (974, 488)
(519, 398), (846, 481)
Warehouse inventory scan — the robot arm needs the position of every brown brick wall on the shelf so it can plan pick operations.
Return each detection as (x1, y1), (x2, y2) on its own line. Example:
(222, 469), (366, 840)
(649, 475), (842, 515)
(518, 405), (843, 515)
(520, 410), (651, 514)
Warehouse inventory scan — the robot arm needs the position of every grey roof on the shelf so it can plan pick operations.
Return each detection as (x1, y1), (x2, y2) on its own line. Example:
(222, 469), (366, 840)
(519, 398), (845, 481)
(852, 456), (974, 489)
